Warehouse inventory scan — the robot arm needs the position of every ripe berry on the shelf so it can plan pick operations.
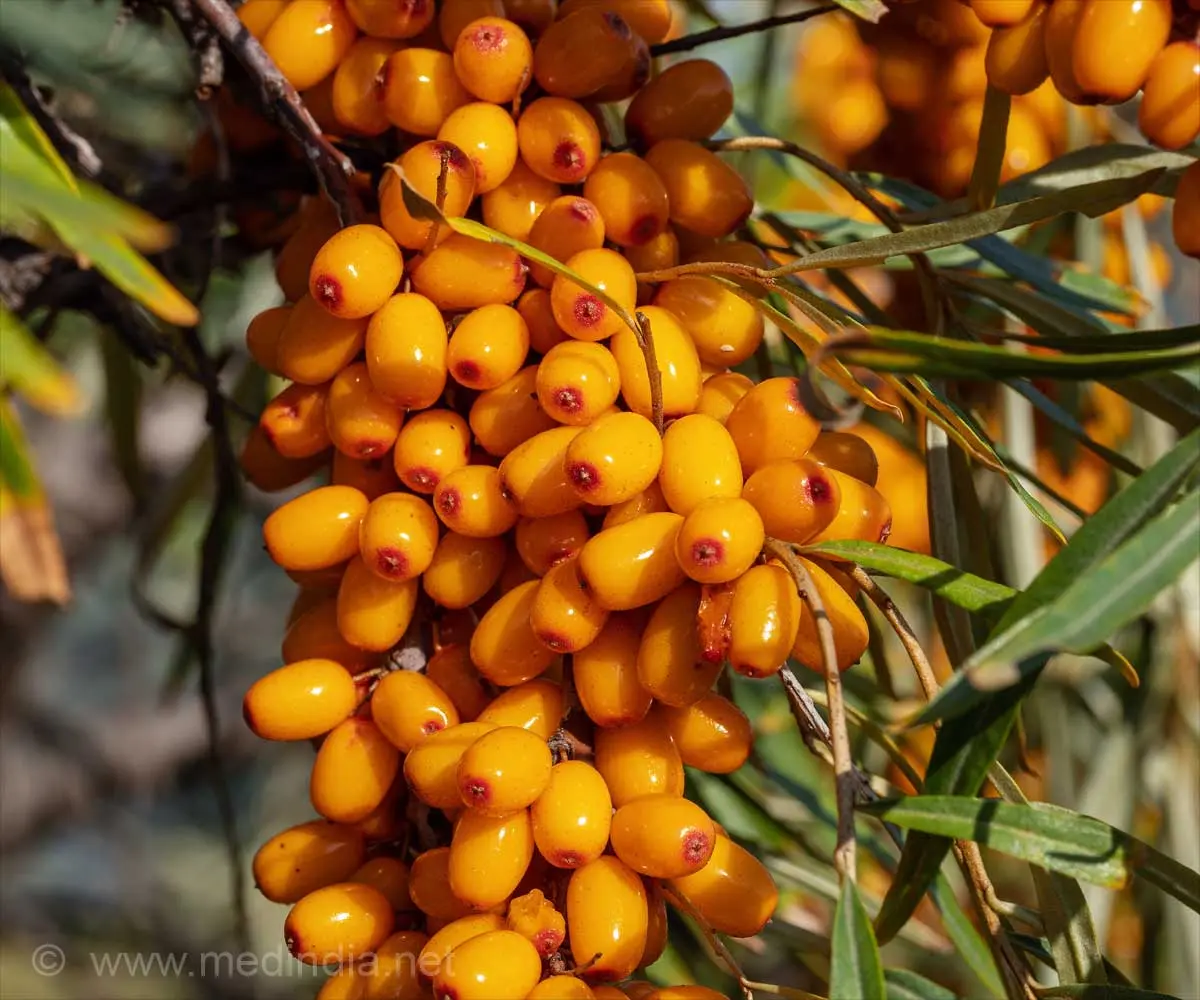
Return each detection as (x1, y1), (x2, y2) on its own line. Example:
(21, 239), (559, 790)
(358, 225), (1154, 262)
(408, 847), (474, 921)
(655, 275), (764, 367)
(533, 7), (640, 99)
(658, 413), (743, 516)
(535, 341), (620, 427)
(469, 366), (559, 457)
(361, 929), (428, 1000)
(325, 363), (404, 461)
(550, 248), (637, 342)
(346, 0), (434, 37)
(528, 196), (606, 287)
(283, 599), (378, 674)
(253, 819), (366, 904)
(528, 976), (595, 999)
(530, 555), (609, 652)
(236, 0), (285, 38)
(594, 714), (685, 807)
(438, 0), (505, 49)
(984, 2), (1049, 96)
(725, 376), (820, 475)
(448, 303), (530, 390)
(383, 48), (471, 136)
(573, 613), (653, 727)
(264, 485), (368, 572)
(457, 725), (553, 814)
(245, 305), (289, 375)
(668, 832), (778, 938)
(243, 658), (358, 742)
(358, 493), (440, 583)
(365, 293), (449, 410)
(625, 58), (733, 146)
(311, 718), (403, 824)
(790, 556), (869, 672)
(515, 509), (590, 575)
(380, 140), (477, 251)
(647, 989), (729, 1000)
(561, 0), (672, 43)
(1173, 161), (1200, 260)
(332, 452), (402, 502)
(1139, 42), (1200, 151)
(336, 555), (420, 651)
(566, 856), (649, 981)
(423, 532), (508, 609)
(310, 224), (403, 321)
(517, 288), (568, 354)
(453, 17), (533, 104)
(262, 0), (356, 92)
(432, 929), (541, 1000)
(419, 912), (506, 977)
(507, 888), (566, 958)
(372, 670), (460, 752)
(970, 0), (1036, 25)
(481, 158), (561, 240)
(405, 721), (499, 810)
(1071, 0), (1171, 105)
(477, 678), (564, 740)
(636, 583), (723, 707)
(611, 795), (716, 879)
(438, 102), (520, 194)
(351, 856), (413, 913)
(808, 467), (892, 545)
(471, 578), (558, 685)
(610, 304), (702, 419)
(728, 562), (803, 679)
(504, 0), (557, 33)
(658, 693), (753, 773)
(434, 465), (520, 537)
(695, 371), (753, 425)
(578, 512), (686, 611)
(354, 778), (407, 843)
(742, 458), (841, 543)
(645, 140), (751, 239)
(393, 409), (471, 494)
(498, 425), (584, 518)
(563, 411), (662, 507)
(412, 234), (527, 311)
(1043, 0), (1090, 103)
(601, 480), (669, 529)
(276, 295), (367, 385)
(529, 759), (613, 870)
(583, 153), (669, 247)
(285, 882), (394, 965)
(517, 97), (601, 184)
(241, 423), (326, 491)
(448, 807), (535, 909)
(676, 497), (764, 584)
(807, 431), (879, 486)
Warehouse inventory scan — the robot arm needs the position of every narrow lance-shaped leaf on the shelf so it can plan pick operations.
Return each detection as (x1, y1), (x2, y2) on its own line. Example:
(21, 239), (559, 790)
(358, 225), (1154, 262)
(0, 81), (78, 191)
(830, 878), (887, 1000)
(967, 86), (1010, 211)
(0, 304), (83, 415)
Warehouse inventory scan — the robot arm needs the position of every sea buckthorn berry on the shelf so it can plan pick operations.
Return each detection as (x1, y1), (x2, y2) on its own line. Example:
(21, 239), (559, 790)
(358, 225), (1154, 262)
(276, 295), (367, 386)
(984, 2), (1049, 96)
(612, 305), (702, 419)
(742, 458), (841, 543)
(808, 467), (893, 545)
(504, 0), (557, 33)
(517, 97), (601, 184)
(448, 304), (530, 390)
(380, 143), (477, 254)
(470, 366), (559, 457)
(265, 486), (368, 572)
(586, 27), (650, 103)
(438, 102), (519, 194)
(515, 510), (590, 575)
(594, 714), (684, 806)
(419, 912), (506, 974)
(530, 760), (612, 870)
(358, 493), (440, 583)
(262, 0), (356, 92)
(517, 288), (567, 354)
(310, 225), (403, 320)
(611, 795), (716, 879)
(471, 579), (558, 685)
(1173, 161), (1200, 260)
(582, 153), (669, 248)
(1139, 43), (1200, 151)
(433, 929), (541, 1000)
(627, 227), (679, 304)
(536, 341), (620, 427)
(696, 371), (753, 425)
(448, 807), (535, 909)
(658, 413), (743, 516)
(433, 465), (519, 538)
(425, 646), (491, 722)
(275, 197), (340, 302)
(636, 584), (722, 707)
(355, 776), (408, 842)
(326, 363), (404, 461)
(658, 693), (753, 773)
(644, 140), (750, 239)
(482, 158), (561, 241)
(528, 976), (595, 1000)
(566, 856), (648, 981)
(311, 718), (403, 824)
(655, 275), (764, 367)
(790, 556), (869, 672)
(807, 431), (879, 486)
(533, 7), (638, 99)
(285, 882), (394, 966)
(549, 248), (636, 342)
(383, 48), (470, 136)
(453, 17), (533, 104)
(578, 512), (686, 611)
(478, 678), (564, 739)
(392, 410), (470, 496)
(1043, 0), (1090, 104)
(647, 989), (728, 1000)
(405, 721), (498, 809)
(530, 555), (610, 652)
(573, 614), (653, 727)
(346, 0), (434, 37)
(506, 889), (566, 958)
(676, 497), (764, 585)
(365, 293), (449, 410)
(237, 0), (286, 38)
(317, 965), (362, 1000)
(1072, 0), (1171, 105)
(287, 563), (352, 591)
(669, 833), (778, 938)
(563, 411), (661, 507)
(372, 670), (460, 752)
(361, 930), (428, 1000)
(970, 0), (1036, 26)
(243, 658), (358, 742)
(622, 985), (656, 1000)
(352, 857), (413, 913)
(528, 196), (606, 288)
(254, 820), (366, 904)
(245, 305), (289, 374)
(412, 234), (527, 311)
(333, 452), (402, 502)
(457, 726), (553, 814)
(725, 377), (820, 475)
(241, 424), (326, 491)
(728, 562), (802, 679)
(279, 604), (367, 678)
(336, 556), (421, 651)
(625, 58), (733, 147)
(439, 0), (506, 49)
(497, 425), (584, 517)
(409, 848), (474, 921)
(423, 533), (507, 609)
(602, 480), (669, 529)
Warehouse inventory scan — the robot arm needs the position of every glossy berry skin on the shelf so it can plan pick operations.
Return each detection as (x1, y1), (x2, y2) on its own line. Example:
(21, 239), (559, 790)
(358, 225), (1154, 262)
(412, 234), (527, 311)
(530, 759), (612, 870)
(1071, 0), (1171, 105)
(336, 556), (420, 651)
(448, 808), (535, 909)
(433, 929), (541, 1000)
(383, 48), (470, 136)
(497, 425), (583, 518)
(550, 248), (637, 342)
(602, 480), (670, 530)
(611, 795), (716, 879)
(458, 726), (553, 815)
(283, 599), (378, 675)
(676, 497), (763, 585)
(309, 225), (403, 320)
(658, 694), (753, 773)
(518, 287), (568, 354)
(613, 305), (702, 419)
(807, 431), (879, 486)
(506, 888), (566, 958)
(528, 976), (595, 1000)
(332, 452), (402, 502)
(655, 275), (764, 367)
(1173, 161), (1200, 260)
(471, 578), (558, 685)
(1043, 0), (1090, 104)
(243, 658), (357, 742)
(345, 0), (434, 37)
(448, 304), (530, 390)
(566, 856), (648, 981)
(573, 613), (653, 727)
(264, 486), (368, 572)
(477, 678), (564, 740)
(515, 509), (590, 575)
(351, 856), (413, 913)
(361, 929), (428, 1000)
(365, 293), (448, 410)
(285, 882), (394, 966)
(380, 141), (476, 252)
(647, 989), (729, 1000)
(528, 196), (606, 288)
(583, 153), (669, 247)
(241, 423), (325, 492)
(790, 556), (869, 672)
(533, 6), (638, 99)
(405, 721), (498, 810)
(423, 532), (507, 609)
(262, 0), (356, 92)
(236, 0), (286, 37)
(625, 59), (733, 147)
(245, 305), (289, 375)
(419, 912), (506, 975)
(626, 227), (679, 303)
(530, 555), (609, 652)
(392, 409), (471, 495)
(742, 458), (841, 543)
(658, 413), (743, 517)
(325, 363), (404, 461)
(482, 158), (561, 240)
(469, 366), (558, 458)
(645, 140), (752, 239)
(1139, 43), (1200, 151)
(316, 965), (361, 1000)
(358, 493), (439, 583)
(984, 2), (1049, 96)
(437, 102), (519, 196)
(253, 820), (366, 904)
(353, 778), (407, 843)
(517, 97), (601, 184)
(564, 411), (661, 506)
(669, 833), (778, 938)
(453, 17), (533, 104)
(594, 714), (685, 807)
(408, 848), (473, 921)
(276, 295), (367, 386)
(970, 0), (1036, 25)
(536, 341), (620, 428)
(311, 718), (403, 824)
(808, 468), (893, 546)
(372, 670), (460, 752)
(696, 371), (753, 424)
(725, 377), (820, 475)
(434, 465), (519, 538)
(637, 584), (723, 707)
(578, 512), (686, 611)
(728, 562), (802, 679)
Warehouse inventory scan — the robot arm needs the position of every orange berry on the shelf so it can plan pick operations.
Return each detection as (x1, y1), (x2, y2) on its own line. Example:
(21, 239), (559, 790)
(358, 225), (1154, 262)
(345, 0), (434, 37)
(457, 725), (553, 813)
(808, 467), (893, 545)
(530, 555), (610, 652)
(563, 411), (661, 506)
(984, 2), (1050, 96)
(405, 721), (499, 809)
(285, 882), (394, 965)
(409, 847), (474, 921)
(627, 226), (679, 303)
(644, 140), (751, 239)
(423, 532), (508, 609)
(504, 0), (558, 33)
(432, 929), (541, 1000)
(412, 234), (528, 311)
(507, 888), (567, 958)
(482, 158), (561, 240)
(352, 857), (414, 912)
(658, 413), (743, 516)
(433, 465), (520, 537)
(265, 485), (368, 572)
(237, 0), (286, 38)
(361, 930), (428, 1000)
(728, 562), (802, 679)
(243, 658), (358, 741)
(365, 293), (449, 410)
(625, 58), (733, 146)
(533, 6), (639, 98)
(530, 759), (612, 868)
(392, 409), (471, 494)
(573, 613), (653, 727)
(741, 458), (841, 543)
(566, 856), (648, 981)
(527, 196), (605, 288)
(471, 578), (558, 685)
(561, 0), (672, 43)
(425, 645), (492, 721)
(497, 425), (584, 517)
(655, 275), (764, 367)
(419, 912), (506, 974)
(601, 479), (669, 529)
(287, 563), (352, 591)
(695, 371), (753, 424)
(1043, 0), (1090, 103)
(262, 0), (356, 92)
(636, 583), (722, 706)
(245, 305), (289, 374)
(336, 555), (421, 651)
(477, 678), (564, 739)
(448, 303), (530, 390)
(517, 97), (601, 184)
(1173, 161), (1200, 259)
(535, 341), (620, 426)
(515, 509), (590, 575)
(594, 713), (684, 806)
(358, 492), (439, 583)
(676, 497), (764, 584)
(806, 431), (879, 486)
(549, 248), (636, 342)
(438, 102), (519, 194)
(332, 37), (400, 137)
(284, 598), (379, 674)
(578, 512), (686, 611)
(970, 0), (1036, 25)
(1072, 0), (1171, 104)
(657, 693), (753, 773)
(647, 989), (728, 1000)
(241, 423), (326, 491)
(453, 17), (533, 104)
(332, 451), (402, 501)
(469, 365), (559, 457)
(276, 197), (340, 302)
(790, 556), (869, 672)
(1139, 42), (1200, 151)
(326, 363), (404, 460)
(276, 295), (367, 385)
(582, 153), (669, 248)
(612, 304), (701, 420)
(380, 141), (477, 252)
(669, 832), (778, 938)
(725, 377), (821, 475)
(383, 48), (471, 136)
(448, 807), (535, 908)
(259, 381), (332, 460)
(318, 962), (363, 999)
(372, 670), (460, 752)
(439, 0), (506, 49)
(611, 795), (716, 879)
(528, 976), (594, 1000)
(354, 779), (408, 842)
(253, 819), (366, 904)
(517, 287), (568, 353)
(311, 718), (403, 824)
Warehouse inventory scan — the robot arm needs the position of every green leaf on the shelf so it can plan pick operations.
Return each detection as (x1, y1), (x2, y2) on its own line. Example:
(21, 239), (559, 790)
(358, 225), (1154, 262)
(831, 0), (889, 23)
(1036, 986), (1180, 999)
(830, 879), (886, 1000)
(0, 397), (39, 499)
(0, 81), (77, 191)
(0, 303), (83, 415)
(995, 143), (1193, 204)
(928, 879), (1006, 997)
(884, 969), (959, 1000)
(967, 86), (1010, 211)
(1105, 373), (1200, 435)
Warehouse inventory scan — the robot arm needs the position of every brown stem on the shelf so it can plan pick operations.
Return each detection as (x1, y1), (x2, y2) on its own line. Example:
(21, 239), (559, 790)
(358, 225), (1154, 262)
(660, 885), (755, 1000)
(649, 4), (837, 58)
(634, 310), (665, 434)
(849, 566), (940, 701)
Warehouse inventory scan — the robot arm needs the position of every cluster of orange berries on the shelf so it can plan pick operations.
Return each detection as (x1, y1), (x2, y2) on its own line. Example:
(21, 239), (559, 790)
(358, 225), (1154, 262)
(228, 1), (908, 995)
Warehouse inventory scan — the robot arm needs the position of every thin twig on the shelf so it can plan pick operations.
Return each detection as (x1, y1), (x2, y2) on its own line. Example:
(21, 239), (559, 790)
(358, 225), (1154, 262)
(4, 65), (102, 176)
(850, 566), (940, 701)
(167, 0), (225, 99)
(634, 310), (665, 433)
(660, 885), (755, 1000)
(649, 4), (837, 57)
